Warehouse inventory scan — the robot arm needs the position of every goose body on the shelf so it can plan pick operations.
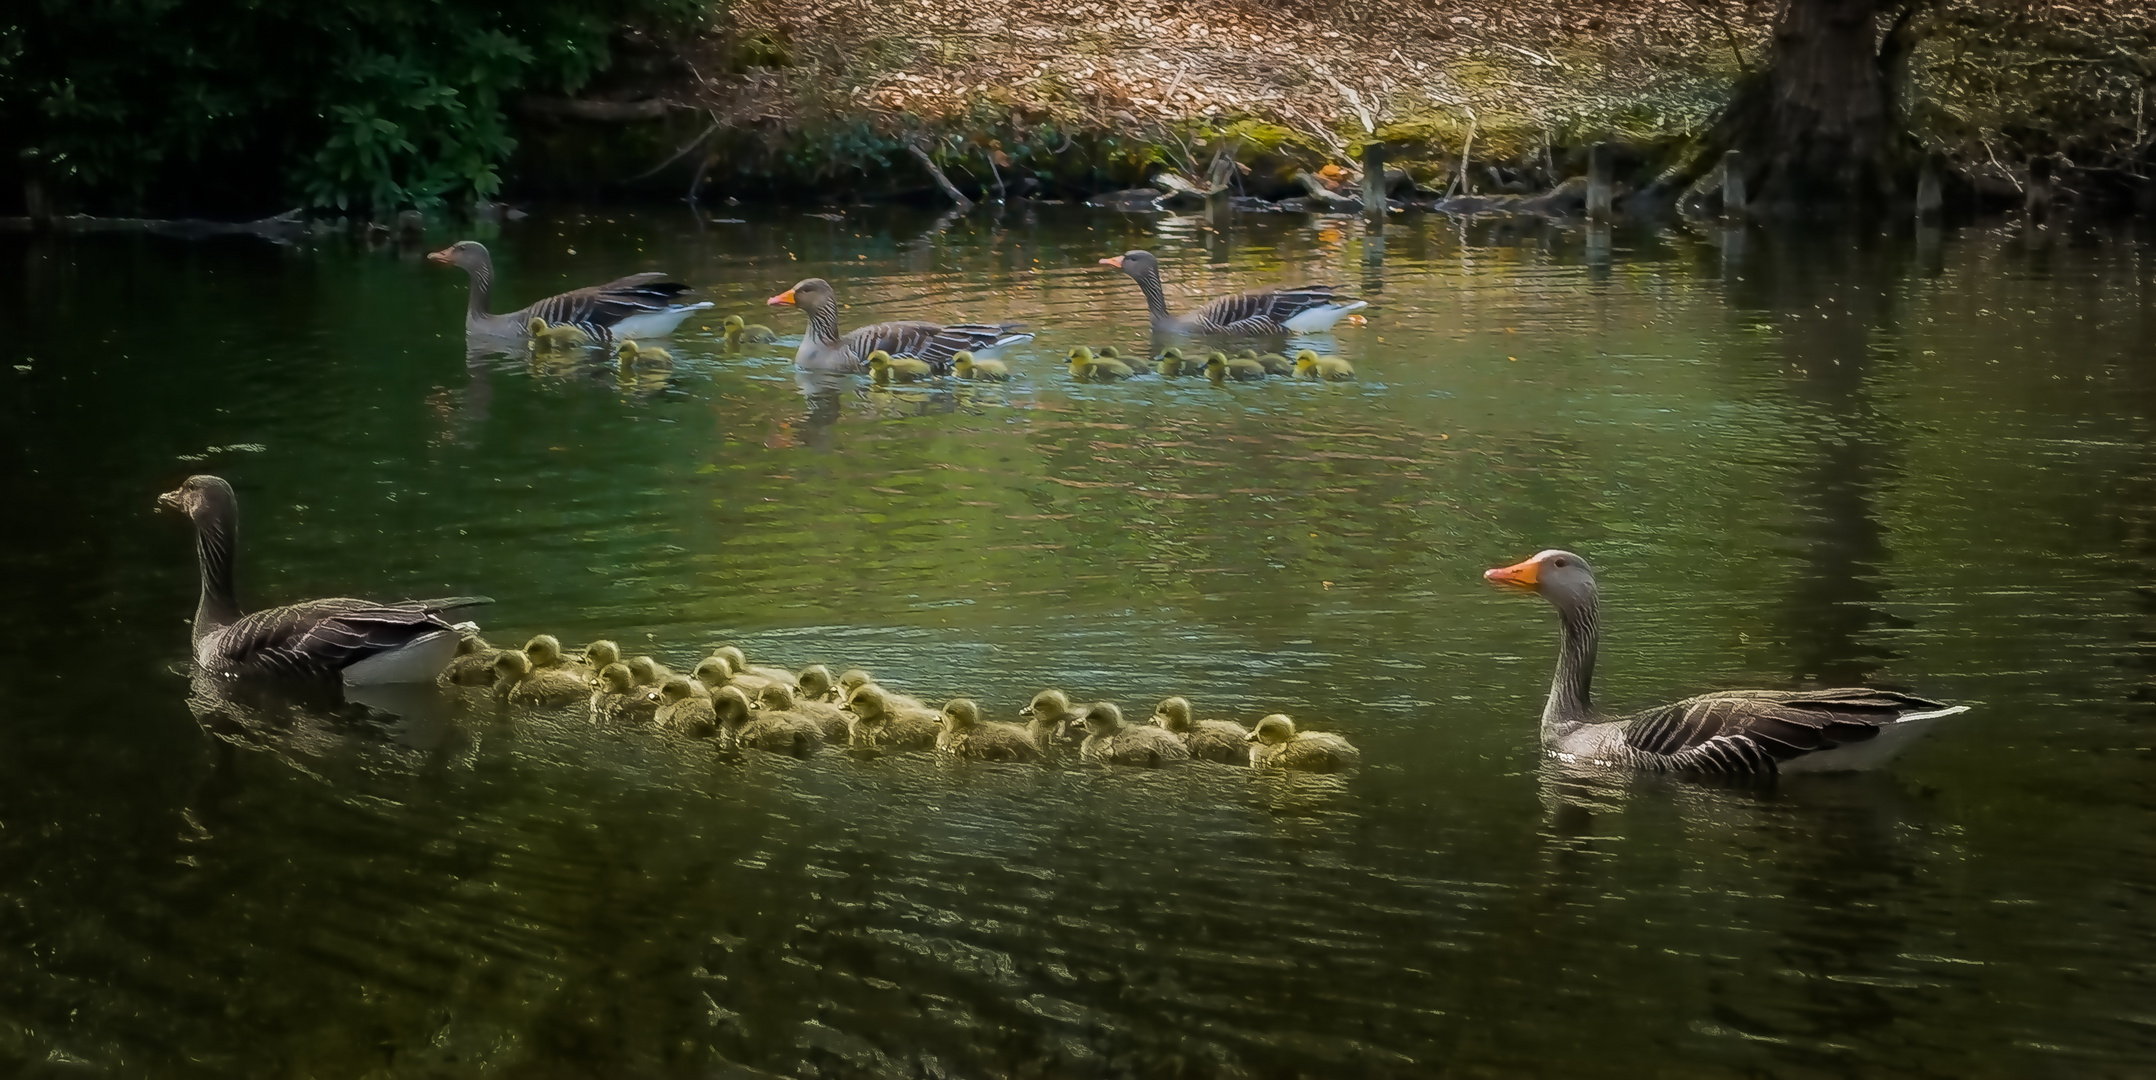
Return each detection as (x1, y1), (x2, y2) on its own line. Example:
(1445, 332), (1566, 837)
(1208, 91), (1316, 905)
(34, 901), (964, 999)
(492, 650), (591, 707)
(1486, 549), (1967, 776)
(429, 241), (710, 342)
(1101, 250), (1367, 336)
(1077, 702), (1191, 766)
(159, 476), (488, 685)
(1246, 715), (1359, 771)
(718, 685), (825, 755)
(1149, 697), (1252, 764)
(768, 278), (1031, 374)
(590, 663), (650, 725)
(654, 676), (719, 737)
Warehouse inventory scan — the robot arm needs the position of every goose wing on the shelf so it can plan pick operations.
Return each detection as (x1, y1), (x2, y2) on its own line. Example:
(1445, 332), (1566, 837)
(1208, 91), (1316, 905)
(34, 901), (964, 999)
(525, 279), (699, 338)
(1618, 689), (1952, 774)
(1192, 286), (1349, 334)
(207, 596), (492, 680)
(840, 321), (1031, 373)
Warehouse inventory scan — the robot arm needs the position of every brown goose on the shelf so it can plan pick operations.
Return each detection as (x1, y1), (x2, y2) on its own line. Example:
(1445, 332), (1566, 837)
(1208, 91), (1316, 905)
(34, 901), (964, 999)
(159, 475), (489, 684)
(1099, 250), (1367, 336)
(1486, 549), (1968, 775)
(766, 278), (1032, 374)
(428, 240), (711, 342)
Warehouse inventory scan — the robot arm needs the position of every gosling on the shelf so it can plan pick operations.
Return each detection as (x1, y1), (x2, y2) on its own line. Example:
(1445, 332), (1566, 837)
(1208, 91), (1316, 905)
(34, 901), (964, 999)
(952, 350), (1009, 381)
(654, 676), (720, 737)
(718, 685), (824, 755)
(758, 683), (851, 744)
(437, 633), (501, 688)
(590, 662), (652, 725)
(722, 314), (779, 348)
(711, 645), (796, 688)
(1246, 714), (1360, 771)
(528, 317), (594, 349)
(524, 634), (574, 671)
(1152, 347), (1189, 377)
(1077, 702), (1190, 766)
(1067, 346), (1137, 381)
(1203, 351), (1266, 382)
(581, 639), (622, 675)
(867, 350), (933, 384)
(616, 340), (674, 366)
(797, 664), (840, 702)
(1292, 349), (1355, 381)
(936, 699), (1045, 762)
(492, 650), (591, 707)
(1149, 696), (1251, 765)
(1017, 688), (1086, 753)
(842, 683), (941, 750)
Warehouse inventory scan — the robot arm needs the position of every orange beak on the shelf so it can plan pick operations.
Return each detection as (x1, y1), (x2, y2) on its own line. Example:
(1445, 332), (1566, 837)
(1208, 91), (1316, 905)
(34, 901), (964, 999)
(1098, 256), (1125, 269)
(1484, 555), (1542, 588)
(425, 247), (453, 265)
(767, 289), (797, 307)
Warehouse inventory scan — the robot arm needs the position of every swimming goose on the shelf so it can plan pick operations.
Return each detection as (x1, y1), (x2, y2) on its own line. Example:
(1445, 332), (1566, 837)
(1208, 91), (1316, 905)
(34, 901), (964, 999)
(1100, 250), (1367, 336)
(159, 475), (488, 684)
(1246, 715), (1360, 771)
(951, 351), (1009, 381)
(437, 634), (503, 688)
(654, 676), (720, 737)
(429, 241), (710, 341)
(1149, 697), (1252, 764)
(1077, 702), (1191, 766)
(492, 650), (591, 707)
(722, 314), (779, 348)
(1486, 549), (1968, 775)
(758, 684), (851, 743)
(1067, 347), (1138, 381)
(768, 277), (1031, 374)
(842, 683), (941, 750)
(1293, 349), (1355, 381)
(1018, 688), (1086, 753)
(936, 699), (1045, 762)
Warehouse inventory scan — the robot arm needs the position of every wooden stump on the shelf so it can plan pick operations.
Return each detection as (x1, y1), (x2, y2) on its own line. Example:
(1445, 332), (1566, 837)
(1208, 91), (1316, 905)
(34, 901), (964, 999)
(1720, 150), (1746, 219)
(1587, 143), (1614, 221)
(1361, 143), (1387, 221)
(1915, 156), (1943, 222)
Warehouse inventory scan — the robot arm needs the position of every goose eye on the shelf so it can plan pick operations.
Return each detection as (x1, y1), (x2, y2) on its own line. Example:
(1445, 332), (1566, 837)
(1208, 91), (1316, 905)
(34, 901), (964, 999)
(1552, 557), (1568, 567)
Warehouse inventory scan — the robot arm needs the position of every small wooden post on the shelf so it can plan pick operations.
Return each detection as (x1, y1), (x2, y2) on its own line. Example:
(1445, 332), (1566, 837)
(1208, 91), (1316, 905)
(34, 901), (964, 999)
(1719, 150), (1745, 219)
(2024, 156), (2052, 224)
(1586, 142), (1614, 221)
(1361, 142), (1386, 221)
(1915, 155), (1943, 222)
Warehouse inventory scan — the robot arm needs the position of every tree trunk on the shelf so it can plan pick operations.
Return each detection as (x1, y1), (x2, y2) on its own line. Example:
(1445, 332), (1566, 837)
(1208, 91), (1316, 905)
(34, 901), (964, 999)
(1750, 0), (1895, 208)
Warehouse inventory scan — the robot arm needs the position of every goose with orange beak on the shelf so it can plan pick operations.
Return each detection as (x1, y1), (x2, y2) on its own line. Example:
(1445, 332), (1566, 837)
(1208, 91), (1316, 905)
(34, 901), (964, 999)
(768, 278), (1031, 374)
(1098, 250), (1367, 336)
(1486, 549), (1966, 776)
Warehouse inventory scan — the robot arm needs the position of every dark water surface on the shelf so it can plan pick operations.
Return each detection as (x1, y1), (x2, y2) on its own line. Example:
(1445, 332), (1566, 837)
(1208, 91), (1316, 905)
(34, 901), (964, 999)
(1, 207), (2152, 1078)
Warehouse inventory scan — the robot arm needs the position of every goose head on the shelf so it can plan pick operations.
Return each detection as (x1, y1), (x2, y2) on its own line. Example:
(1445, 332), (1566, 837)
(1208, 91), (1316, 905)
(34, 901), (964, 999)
(1097, 250), (1157, 282)
(1484, 549), (1598, 614)
(767, 278), (834, 312)
(692, 656), (733, 692)
(454, 634), (493, 658)
(596, 662), (635, 694)
(951, 351), (977, 374)
(1019, 688), (1072, 720)
(157, 474), (236, 525)
(584, 640), (621, 669)
(1247, 714), (1296, 745)
(1150, 696), (1193, 733)
(844, 683), (895, 721)
(797, 664), (835, 701)
(723, 315), (747, 333)
(712, 645), (750, 671)
(426, 240), (488, 271)
(656, 675), (701, 705)
(712, 684), (753, 728)
(1078, 701), (1128, 736)
(491, 649), (532, 695)
(1066, 346), (1095, 365)
(524, 635), (566, 668)
(759, 684), (797, 711)
(940, 698), (981, 733)
(838, 669), (872, 695)
(627, 656), (667, 687)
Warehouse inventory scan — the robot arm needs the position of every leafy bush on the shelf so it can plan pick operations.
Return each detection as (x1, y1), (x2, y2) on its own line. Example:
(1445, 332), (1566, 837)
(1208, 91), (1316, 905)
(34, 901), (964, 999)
(0, 0), (703, 216)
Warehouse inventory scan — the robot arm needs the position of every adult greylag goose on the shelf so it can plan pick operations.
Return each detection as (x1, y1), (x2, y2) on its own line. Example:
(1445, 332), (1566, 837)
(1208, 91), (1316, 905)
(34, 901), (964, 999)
(428, 240), (711, 342)
(159, 475), (489, 684)
(1099, 250), (1367, 335)
(1485, 549), (1968, 775)
(767, 278), (1032, 374)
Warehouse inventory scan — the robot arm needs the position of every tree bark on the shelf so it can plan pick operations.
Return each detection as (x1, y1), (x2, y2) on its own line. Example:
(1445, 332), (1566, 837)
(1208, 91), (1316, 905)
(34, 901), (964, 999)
(1750, 0), (1895, 208)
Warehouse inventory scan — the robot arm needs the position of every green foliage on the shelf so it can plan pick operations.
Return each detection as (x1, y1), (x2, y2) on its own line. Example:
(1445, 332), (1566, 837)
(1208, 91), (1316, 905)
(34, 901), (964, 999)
(3, 0), (703, 216)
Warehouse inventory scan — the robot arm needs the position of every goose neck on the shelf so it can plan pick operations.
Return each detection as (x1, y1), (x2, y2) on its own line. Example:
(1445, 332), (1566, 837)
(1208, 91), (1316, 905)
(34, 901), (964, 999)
(806, 296), (842, 346)
(465, 254), (494, 317)
(192, 512), (243, 638)
(1542, 587), (1599, 738)
(1131, 265), (1173, 327)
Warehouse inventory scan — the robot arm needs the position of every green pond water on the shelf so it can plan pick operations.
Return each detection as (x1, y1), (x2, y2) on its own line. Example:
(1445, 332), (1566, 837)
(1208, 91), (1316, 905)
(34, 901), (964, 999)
(1, 206), (2152, 1078)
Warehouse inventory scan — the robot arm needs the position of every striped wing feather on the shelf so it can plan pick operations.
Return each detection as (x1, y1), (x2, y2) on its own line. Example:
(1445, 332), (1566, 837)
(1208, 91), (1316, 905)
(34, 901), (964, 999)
(210, 596), (491, 679)
(524, 279), (697, 338)
(1619, 689), (1947, 774)
(841, 321), (1028, 373)
(1193, 286), (1347, 334)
